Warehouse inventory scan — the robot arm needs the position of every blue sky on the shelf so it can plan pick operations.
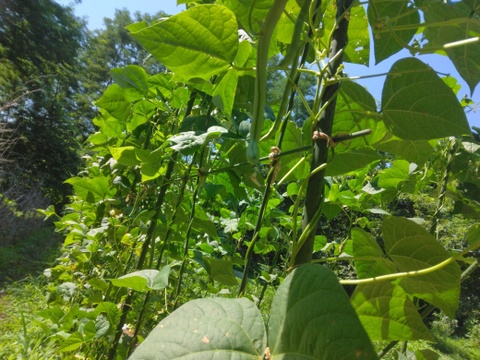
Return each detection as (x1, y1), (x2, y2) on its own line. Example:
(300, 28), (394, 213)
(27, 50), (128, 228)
(55, 0), (185, 28)
(56, 0), (478, 127)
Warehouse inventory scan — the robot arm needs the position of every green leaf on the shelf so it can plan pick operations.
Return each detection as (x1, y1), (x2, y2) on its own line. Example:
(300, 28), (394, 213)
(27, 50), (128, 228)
(221, 0), (274, 34)
(276, 0), (300, 45)
(110, 65), (149, 95)
(109, 146), (141, 166)
(129, 5), (238, 81)
(333, 81), (385, 150)
(313, 235), (327, 252)
(368, 0), (420, 63)
(128, 298), (266, 359)
(109, 267), (171, 293)
(268, 264), (377, 359)
(58, 332), (84, 352)
(136, 147), (167, 182)
(422, 0), (480, 94)
(274, 121), (309, 181)
(345, 5), (370, 65)
(95, 84), (131, 122)
(375, 138), (435, 165)
(376, 159), (414, 189)
(129, 100), (158, 132)
(382, 58), (470, 140)
(203, 257), (238, 286)
(93, 112), (125, 138)
(352, 228), (397, 279)
(383, 217), (461, 317)
(327, 148), (381, 176)
(415, 349), (440, 360)
(352, 282), (433, 341)
(192, 205), (219, 240)
(65, 176), (115, 203)
(179, 115), (211, 133)
(212, 69), (239, 115)
(466, 223), (480, 246)
(320, 3), (369, 65)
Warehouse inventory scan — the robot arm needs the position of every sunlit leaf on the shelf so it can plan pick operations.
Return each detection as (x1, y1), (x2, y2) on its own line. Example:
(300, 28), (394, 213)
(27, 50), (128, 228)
(351, 227), (397, 278)
(383, 217), (461, 317)
(212, 69), (239, 116)
(109, 146), (140, 167)
(65, 176), (115, 203)
(129, 5), (238, 81)
(109, 267), (171, 293)
(221, 0), (274, 34)
(376, 159), (413, 189)
(95, 84), (131, 122)
(352, 281), (433, 340)
(110, 65), (149, 95)
(466, 223), (480, 246)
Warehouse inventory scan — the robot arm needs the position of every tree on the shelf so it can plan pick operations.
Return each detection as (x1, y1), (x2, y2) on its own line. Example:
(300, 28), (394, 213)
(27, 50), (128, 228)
(39, 1), (480, 359)
(0, 0), (86, 207)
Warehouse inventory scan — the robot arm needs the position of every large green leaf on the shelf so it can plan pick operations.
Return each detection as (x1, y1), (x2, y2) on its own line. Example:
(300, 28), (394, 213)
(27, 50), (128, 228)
(212, 69), (239, 115)
(128, 298), (266, 359)
(95, 84), (131, 122)
(64, 176), (115, 203)
(352, 228), (397, 278)
(129, 5), (238, 81)
(109, 267), (171, 293)
(376, 159), (415, 189)
(110, 65), (149, 96)
(268, 264), (377, 359)
(368, 0), (420, 63)
(421, 0), (480, 94)
(333, 81), (385, 151)
(221, 0), (274, 34)
(203, 257), (238, 286)
(383, 217), (461, 317)
(382, 58), (470, 140)
(109, 146), (140, 167)
(327, 148), (381, 176)
(375, 138), (436, 165)
(352, 281), (433, 341)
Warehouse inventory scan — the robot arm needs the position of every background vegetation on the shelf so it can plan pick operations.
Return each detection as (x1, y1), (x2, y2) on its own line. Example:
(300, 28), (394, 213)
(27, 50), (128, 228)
(1, 0), (479, 359)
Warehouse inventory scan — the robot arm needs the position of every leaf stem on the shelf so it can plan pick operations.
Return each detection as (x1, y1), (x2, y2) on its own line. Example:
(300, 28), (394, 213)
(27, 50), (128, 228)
(340, 240), (480, 285)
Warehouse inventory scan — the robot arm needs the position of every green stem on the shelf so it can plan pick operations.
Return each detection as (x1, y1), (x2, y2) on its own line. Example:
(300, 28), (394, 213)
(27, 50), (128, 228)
(172, 146), (206, 309)
(238, 162), (279, 297)
(247, 0), (289, 164)
(340, 240), (480, 285)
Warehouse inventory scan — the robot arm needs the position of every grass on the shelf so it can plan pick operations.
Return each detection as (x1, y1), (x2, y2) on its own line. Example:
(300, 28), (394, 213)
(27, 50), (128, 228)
(0, 278), (62, 359)
(0, 226), (63, 359)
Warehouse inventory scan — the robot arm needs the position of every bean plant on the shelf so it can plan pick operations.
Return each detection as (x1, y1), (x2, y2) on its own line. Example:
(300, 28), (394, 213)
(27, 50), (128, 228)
(40, 0), (480, 359)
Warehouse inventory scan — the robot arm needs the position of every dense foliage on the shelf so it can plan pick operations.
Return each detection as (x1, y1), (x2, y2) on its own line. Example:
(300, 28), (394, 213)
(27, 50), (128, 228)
(0, 1), (168, 248)
(2, 0), (480, 359)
